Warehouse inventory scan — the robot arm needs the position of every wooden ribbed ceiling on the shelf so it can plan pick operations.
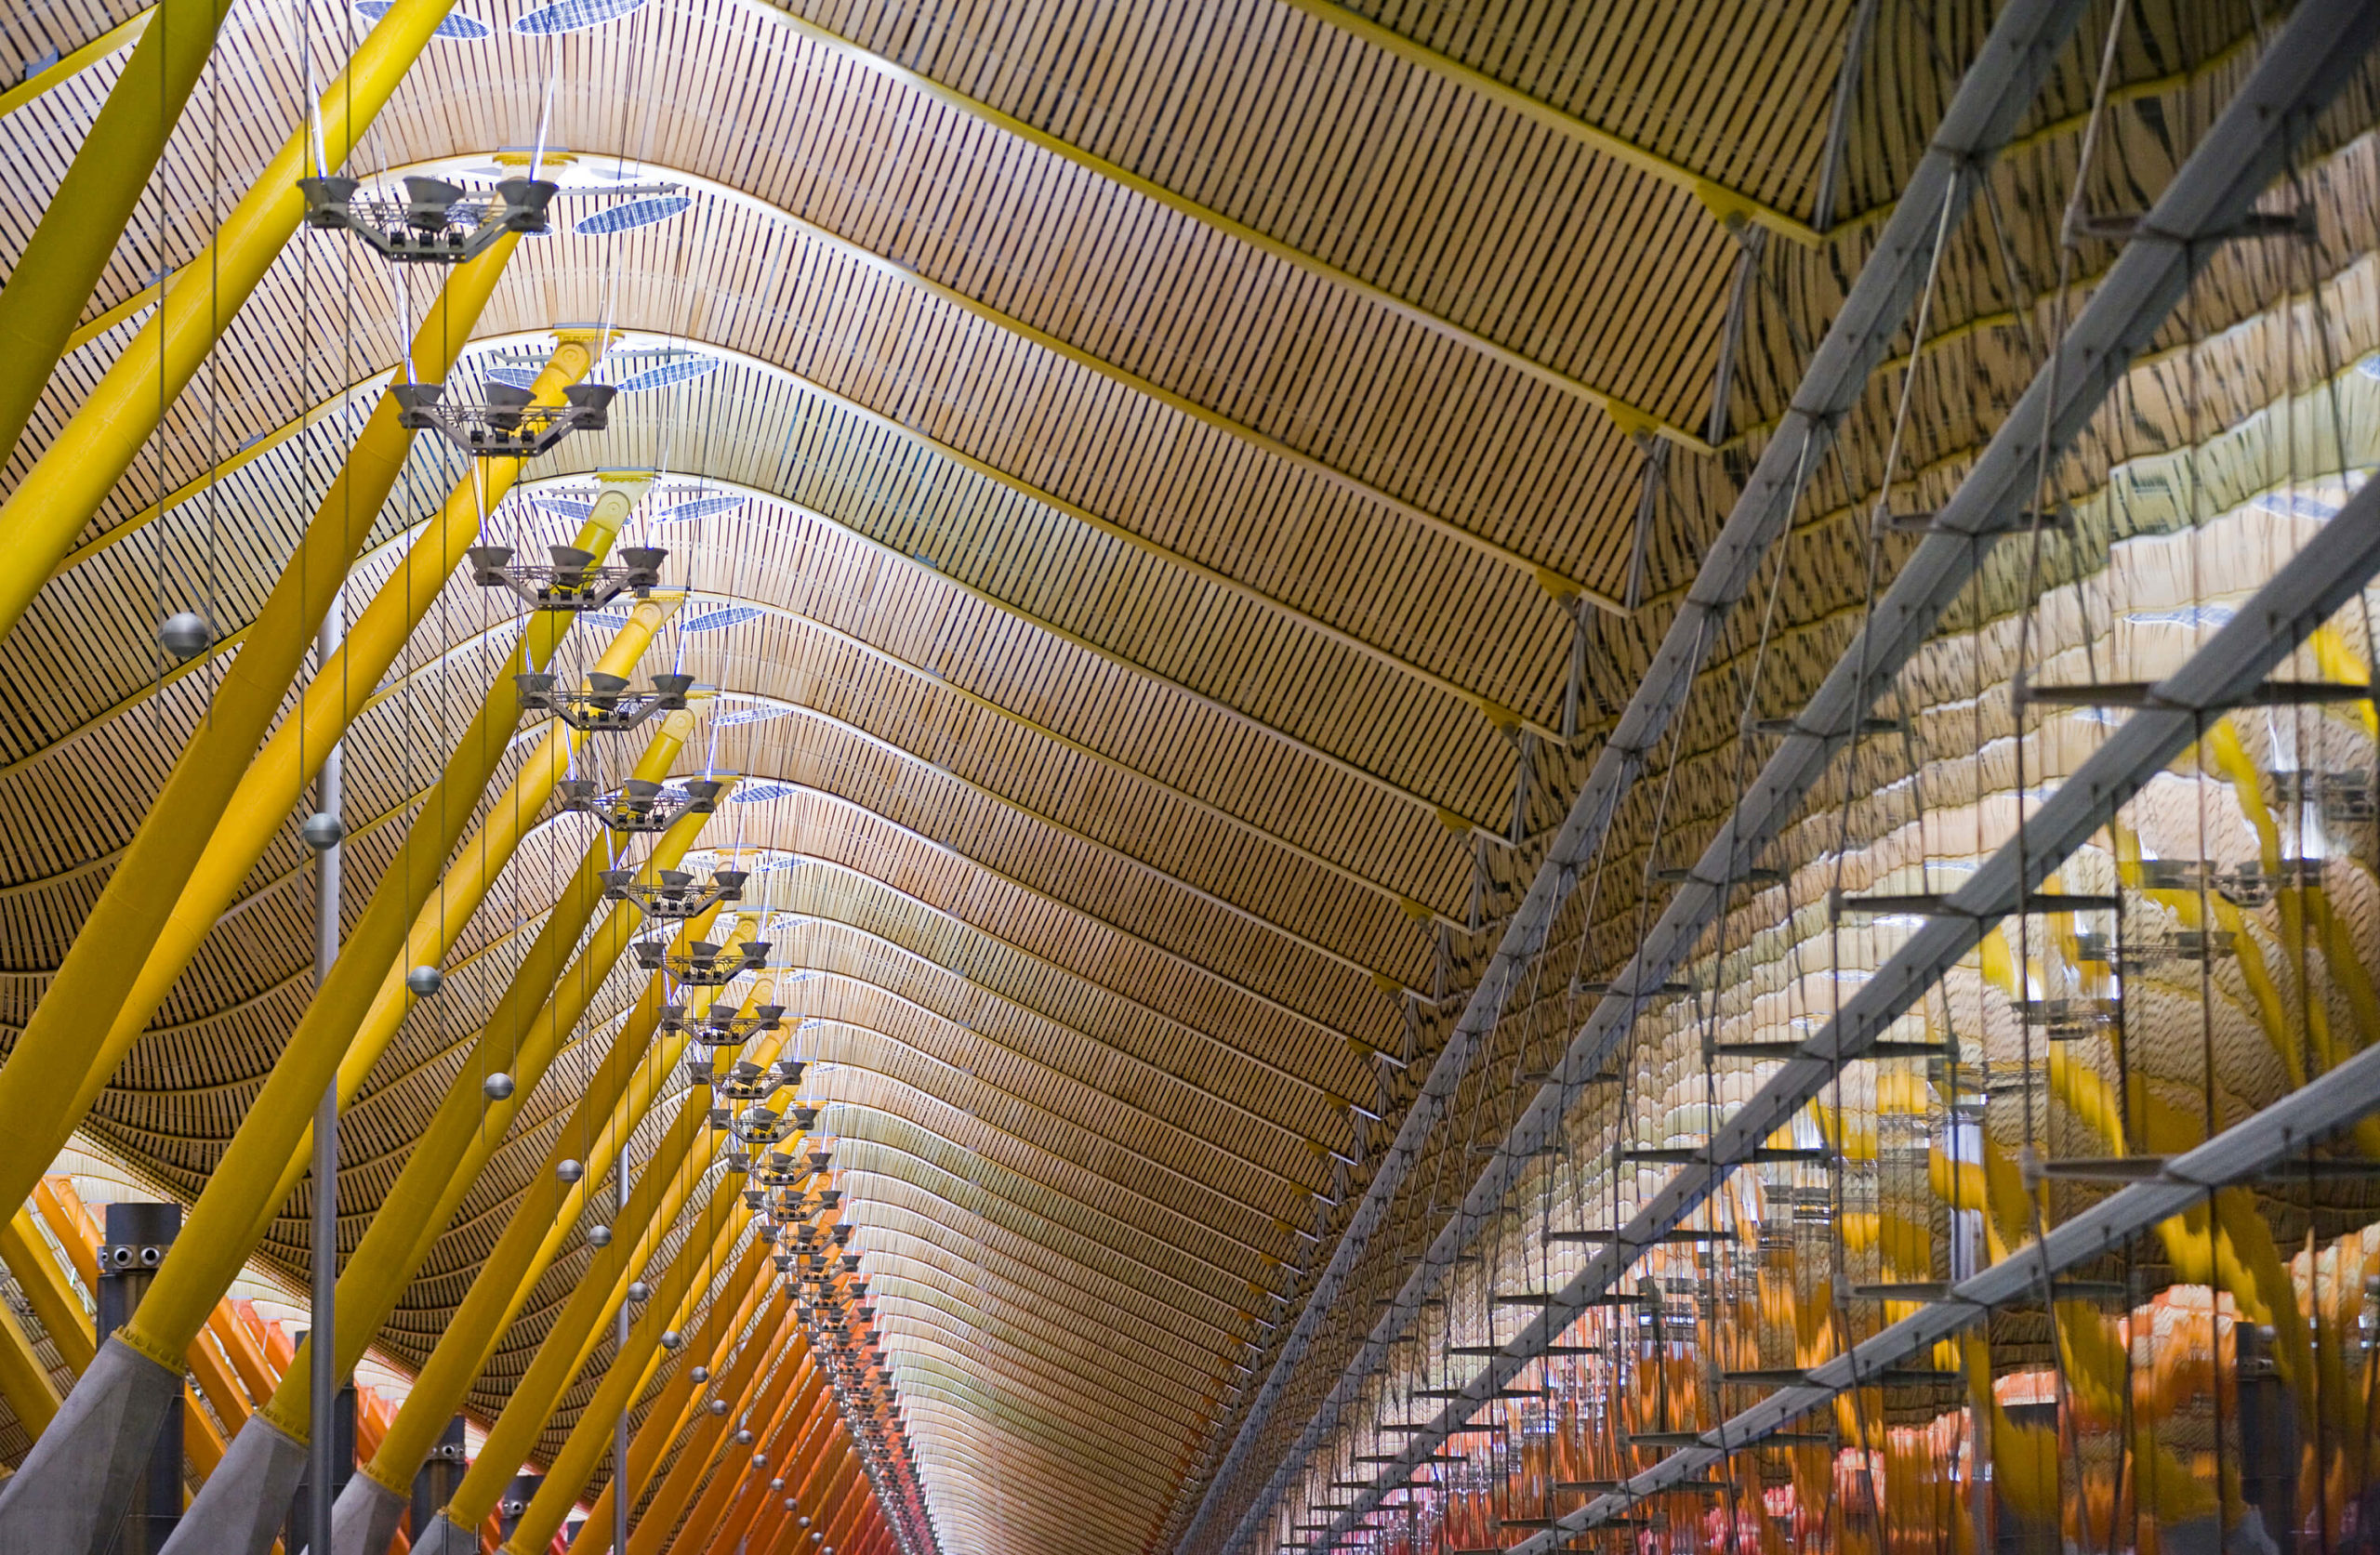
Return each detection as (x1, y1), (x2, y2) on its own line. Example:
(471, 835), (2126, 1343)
(0, 0), (2334, 1552)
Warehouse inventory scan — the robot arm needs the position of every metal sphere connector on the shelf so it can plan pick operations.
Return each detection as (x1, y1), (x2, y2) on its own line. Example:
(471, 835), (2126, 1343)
(783, 1497), (798, 1512)
(769, 1478), (784, 1492)
(405, 964), (444, 997)
(482, 1071), (516, 1101)
(810, 1534), (823, 1545)
(628, 1280), (652, 1302)
(586, 1224), (612, 1248)
(660, 1329), (683, 1351)
(691, 1364), (709, 1383)
(796, 1517), (810, 1529)
(158, 612), (214, 660)
(734, 1429), (754, 1445)
(299, 812), (346, 851)
(556, 1157), (584, 1183)
(707, 1399), (728, 1416)
(752, 1452), (767, 1469)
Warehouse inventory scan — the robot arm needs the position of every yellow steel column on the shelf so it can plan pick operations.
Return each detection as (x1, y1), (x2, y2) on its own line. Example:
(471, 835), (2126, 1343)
(1, 1207), (94, 1377)
(250, 598), (679, 1227)
(356, 938), (766, 1498)
(628, 1321), (812, 1555)
(107, 484), (619, 1375)
(0, 0), (480, 640)
(435, 1144), (758, 1534)
(0, 1289), (62, 1436)
(712, 1388), (846, 1555)
(0, 0), (234, 457)
(257, 755), (714, 1435)
(570, 1242), (781, 1553)
(435, 1183), (751, 1531)
(500, 1215), (761, 1552)
(668, 1362), (826, 1555)
(0, 320), (589, 1233)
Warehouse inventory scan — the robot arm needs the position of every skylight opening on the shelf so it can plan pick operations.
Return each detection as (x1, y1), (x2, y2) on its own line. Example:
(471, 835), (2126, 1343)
(681, 603), (766, 634)
(655, 494), (747, 524)
(576, 194), (693, 235)
(513, 0), (644, 33)
(614, 355), (722, 392)
(357, 1), (490, 36)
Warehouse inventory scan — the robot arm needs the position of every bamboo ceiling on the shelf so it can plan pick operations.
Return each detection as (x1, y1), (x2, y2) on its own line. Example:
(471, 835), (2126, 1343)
(0, 1), (2356, 1553)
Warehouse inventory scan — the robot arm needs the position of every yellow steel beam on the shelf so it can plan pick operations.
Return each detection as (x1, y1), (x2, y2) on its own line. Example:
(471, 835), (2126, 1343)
(0, 0), (231, 460)
(256, 725), (711, 1441)
(0, 244), (524, 1243)
(0, 8), (152, 118)
(627, 1318), (812, 1555)
(106, 371), (616, 1372)
(500, 1207), (760, 1552)
(567, 1240), (779, 1553)
(1268, 0), (1822, 245)
(0, 0), (478, 640)
(751, 0), (1722, 450)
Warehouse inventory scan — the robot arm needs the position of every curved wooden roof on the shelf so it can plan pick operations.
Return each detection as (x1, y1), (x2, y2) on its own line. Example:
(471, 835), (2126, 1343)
(0, 0), (2340, 1552)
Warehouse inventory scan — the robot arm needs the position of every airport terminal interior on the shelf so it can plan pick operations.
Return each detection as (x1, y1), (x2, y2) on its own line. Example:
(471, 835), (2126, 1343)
(0, 0), (2376, 1552)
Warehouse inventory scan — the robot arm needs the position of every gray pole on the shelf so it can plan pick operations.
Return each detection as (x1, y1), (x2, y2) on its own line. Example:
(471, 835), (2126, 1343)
(615, 1138), (631, 1551)
(310, 586), (343, 1555)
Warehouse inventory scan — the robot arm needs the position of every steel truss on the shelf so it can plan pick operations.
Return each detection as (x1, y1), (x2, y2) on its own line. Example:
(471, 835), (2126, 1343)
(1172, 0), (2095, 1546)
(1280, 2), (2380, 1548)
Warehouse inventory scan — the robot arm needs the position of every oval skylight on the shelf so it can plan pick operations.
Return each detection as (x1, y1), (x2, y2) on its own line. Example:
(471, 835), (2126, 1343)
(534, 495), (597, 524)
(483, 365), (541, 389)
(575, 194), (692, 236)
(614, 355), (722, 392)
(727, 780), (803, 804)
(712, 700), (791, 727)
(682, 603), (767, 634)
(513, 0), (643, 34)
(654, 494), (746, 524)
(357, 1), (489, 36)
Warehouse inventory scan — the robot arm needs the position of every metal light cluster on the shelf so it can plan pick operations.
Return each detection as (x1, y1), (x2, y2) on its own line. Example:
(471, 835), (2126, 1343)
(298, 174), (557, 263)
(709, 1059), (789, 1102)
(393, 383), (617, 457)
(662, 1001), (786, 1053)
(560, 776), (722, 835)
(468, 540), (663, 611)
(517, 670), (695, 732)
(637, 934), (770, 988)
(599, 863), (747, 918)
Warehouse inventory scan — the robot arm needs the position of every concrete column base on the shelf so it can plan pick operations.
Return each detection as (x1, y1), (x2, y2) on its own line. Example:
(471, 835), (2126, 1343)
(158, 1412), (309, 1555)
(320, 1470), (409, 1555)
(406, 1510), (483, 1555)
(0, 1332), (181, 1550)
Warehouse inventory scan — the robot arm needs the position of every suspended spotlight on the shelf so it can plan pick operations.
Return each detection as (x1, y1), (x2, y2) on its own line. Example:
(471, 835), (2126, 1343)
(156, 610), (215, 660)
(728, 1105), (794, 1146)
(298, 811), (345, 851)
(482, 1072), (516, 1100)
(711, 1060), (780, 1102)
(636, 934), (769, 987)
(394, 383), (615, 458)
(298, 174), (556, 262)
(404, 965), (444, 997)
(560, 776), (723, 835)
(518, 670), (696, 734)
(597, 861), (745, 918)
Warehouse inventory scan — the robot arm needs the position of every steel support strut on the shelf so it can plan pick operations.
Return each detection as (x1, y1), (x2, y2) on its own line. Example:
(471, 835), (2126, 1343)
(1516, 394), (2380, 1555)
(0, 0), (475, 641)
(1173, 1), (2096, 1547)
(1292, 1), (2380, 1546)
